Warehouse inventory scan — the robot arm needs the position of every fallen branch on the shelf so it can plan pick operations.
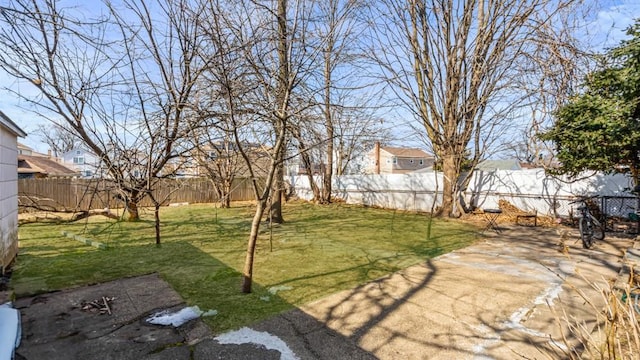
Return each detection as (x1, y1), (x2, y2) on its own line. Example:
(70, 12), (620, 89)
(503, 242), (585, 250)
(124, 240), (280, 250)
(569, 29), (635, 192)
(19, 208), (120, 225)
(81, 296), (116, 315)
(69, 209), (120, 221)
(102, 296), (112, 315)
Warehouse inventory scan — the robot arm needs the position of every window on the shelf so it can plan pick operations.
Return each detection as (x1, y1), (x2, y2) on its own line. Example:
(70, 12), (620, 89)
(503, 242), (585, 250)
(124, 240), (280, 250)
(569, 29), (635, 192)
(83, 170), (93, 177)
(76, 150), (81, 155)
(73, 157), (85, 164)
(419, 159), (424, 165)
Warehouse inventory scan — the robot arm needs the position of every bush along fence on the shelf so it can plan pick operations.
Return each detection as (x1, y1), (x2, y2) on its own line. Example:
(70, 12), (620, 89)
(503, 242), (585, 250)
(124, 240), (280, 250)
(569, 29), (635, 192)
(289, 169), (636, 219)
(18, 177), (257, 211)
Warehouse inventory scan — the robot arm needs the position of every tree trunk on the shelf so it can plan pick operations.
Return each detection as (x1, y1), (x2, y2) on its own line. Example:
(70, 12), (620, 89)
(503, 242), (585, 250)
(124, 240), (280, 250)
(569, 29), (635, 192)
(293, 127), (321, 202)
(126, 199), (140, 221)
(322, 159), (332, 202)
(439, 153), (459, 218)
(211, 180), (226, 208)
(322, 42), (334, 204)
(300, 152), (321, 201)
(269, 0), (288, 225)
(154, 203), (161, 246)
(222, 178), (232, 208)
(270, 162), (285, 224)
(241, 200), (267, 293)
(242, 0), (290, 293)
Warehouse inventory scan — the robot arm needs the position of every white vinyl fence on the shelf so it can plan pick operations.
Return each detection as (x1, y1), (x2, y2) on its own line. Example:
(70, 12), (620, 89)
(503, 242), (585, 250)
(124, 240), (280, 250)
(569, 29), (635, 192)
(289, 169), (635, 217)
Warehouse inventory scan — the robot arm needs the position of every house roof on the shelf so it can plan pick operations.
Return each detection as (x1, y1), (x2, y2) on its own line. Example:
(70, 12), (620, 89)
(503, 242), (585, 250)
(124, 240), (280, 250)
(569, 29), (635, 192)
(18, 155), (79, 177)
(476, 159), (522, 171)
(0, 111), (27, 137)
(381, 147), (432, 158)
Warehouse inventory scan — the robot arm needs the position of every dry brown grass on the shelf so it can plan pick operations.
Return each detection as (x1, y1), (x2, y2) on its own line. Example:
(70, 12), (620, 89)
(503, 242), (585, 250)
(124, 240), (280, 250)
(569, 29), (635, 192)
(461, 200), (558, 228)
(550, 271), (640, 359)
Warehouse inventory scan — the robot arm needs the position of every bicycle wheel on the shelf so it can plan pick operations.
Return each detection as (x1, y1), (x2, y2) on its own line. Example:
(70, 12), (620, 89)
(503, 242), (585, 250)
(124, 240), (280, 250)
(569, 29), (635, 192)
(591, 217), (605, 241)
(579, 217), (594, 249)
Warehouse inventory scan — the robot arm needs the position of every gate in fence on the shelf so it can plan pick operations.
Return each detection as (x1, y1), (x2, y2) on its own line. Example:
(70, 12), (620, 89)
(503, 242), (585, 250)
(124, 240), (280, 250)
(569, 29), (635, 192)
(599, 196), (640, 233)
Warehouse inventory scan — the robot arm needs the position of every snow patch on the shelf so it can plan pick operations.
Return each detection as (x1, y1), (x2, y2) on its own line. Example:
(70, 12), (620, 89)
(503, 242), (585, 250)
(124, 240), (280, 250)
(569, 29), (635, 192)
(215, 327), (300, 360)
(146, 306), (217, 327)
(268, 285), (293, 295)
(471, 324), (501, 360)
(502, 280), (571, 350)
(463, 254), (575, 357)
(533, 281), (564, 306)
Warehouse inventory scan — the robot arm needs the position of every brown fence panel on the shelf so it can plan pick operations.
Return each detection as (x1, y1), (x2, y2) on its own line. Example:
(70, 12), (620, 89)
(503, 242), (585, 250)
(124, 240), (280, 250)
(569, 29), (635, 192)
(18, 177), (257, 210)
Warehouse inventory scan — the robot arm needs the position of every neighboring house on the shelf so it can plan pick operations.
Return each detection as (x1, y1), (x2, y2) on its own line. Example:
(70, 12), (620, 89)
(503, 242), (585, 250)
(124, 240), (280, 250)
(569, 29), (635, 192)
(163, 155), (200, 178)
(193, 142), (271, 179)
(0, 111), (26, 271)
(61, 147), (101, 178)
(17, 142), (35, 156)
(367, 143), (435, 174)
(18, 154), (79, 179)
(18, 142), (56, 158)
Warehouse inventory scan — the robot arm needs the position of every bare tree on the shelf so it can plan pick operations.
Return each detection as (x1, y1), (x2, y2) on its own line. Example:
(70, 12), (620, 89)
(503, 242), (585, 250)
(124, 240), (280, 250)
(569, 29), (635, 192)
(238, 0), (298, 292)
(314, 0), (361, 202)
(36, 123), (78, 157)
(189, 0), (256, 209)
(290, 111), (323, 201)
(333, 109), (391, 175)
(191, 135), (239, 208)
(508, 4), (594, 169)
(196, 0), (319, 293)
(306, 0), (383, 201)
(189, 0), (289, 292)
(0, 0), (205, 237)
(371, 0), (585, 217)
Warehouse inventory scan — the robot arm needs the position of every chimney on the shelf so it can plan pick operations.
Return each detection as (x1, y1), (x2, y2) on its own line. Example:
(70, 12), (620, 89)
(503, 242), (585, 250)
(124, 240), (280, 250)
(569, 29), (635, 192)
(47, 149), (52, 158)
(374, 141), (380, 174)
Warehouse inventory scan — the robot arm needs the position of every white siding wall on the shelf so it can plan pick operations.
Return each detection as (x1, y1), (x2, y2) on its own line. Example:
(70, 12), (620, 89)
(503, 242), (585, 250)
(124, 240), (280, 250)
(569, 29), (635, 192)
(0, 127), (19, 270)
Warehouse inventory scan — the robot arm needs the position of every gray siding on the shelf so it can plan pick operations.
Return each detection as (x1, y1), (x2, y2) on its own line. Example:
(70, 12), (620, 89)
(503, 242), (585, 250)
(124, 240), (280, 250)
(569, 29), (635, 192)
(0, 126), (19, 270)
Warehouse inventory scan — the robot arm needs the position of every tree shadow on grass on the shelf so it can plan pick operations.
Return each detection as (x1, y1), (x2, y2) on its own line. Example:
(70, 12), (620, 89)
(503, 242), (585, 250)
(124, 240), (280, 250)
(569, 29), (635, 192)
(13, 239), (385, 359)
(11, 241), (292, 332)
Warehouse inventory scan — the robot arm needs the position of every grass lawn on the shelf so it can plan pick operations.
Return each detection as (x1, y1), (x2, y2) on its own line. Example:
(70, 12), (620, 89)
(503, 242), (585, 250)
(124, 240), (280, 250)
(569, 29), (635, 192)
(14, 201), (480, 333)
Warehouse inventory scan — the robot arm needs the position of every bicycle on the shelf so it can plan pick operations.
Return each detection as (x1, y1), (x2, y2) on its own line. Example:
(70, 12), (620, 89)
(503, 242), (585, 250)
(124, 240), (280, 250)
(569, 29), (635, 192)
(569, 196), (605, 249)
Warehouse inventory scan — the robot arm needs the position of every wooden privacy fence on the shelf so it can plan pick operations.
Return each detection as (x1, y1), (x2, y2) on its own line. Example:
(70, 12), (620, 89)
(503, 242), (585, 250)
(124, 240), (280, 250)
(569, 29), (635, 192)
(18, 177), (257, 211)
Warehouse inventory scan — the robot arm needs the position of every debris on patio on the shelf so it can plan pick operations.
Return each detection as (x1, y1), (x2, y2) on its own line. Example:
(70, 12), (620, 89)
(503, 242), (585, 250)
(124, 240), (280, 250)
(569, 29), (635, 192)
(80, 296), (115, 315)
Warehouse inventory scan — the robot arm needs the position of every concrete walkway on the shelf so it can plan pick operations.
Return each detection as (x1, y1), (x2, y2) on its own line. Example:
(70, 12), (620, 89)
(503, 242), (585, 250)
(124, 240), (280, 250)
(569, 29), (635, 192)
(264, 225), (632, 359)
(14, 225), (633, 359)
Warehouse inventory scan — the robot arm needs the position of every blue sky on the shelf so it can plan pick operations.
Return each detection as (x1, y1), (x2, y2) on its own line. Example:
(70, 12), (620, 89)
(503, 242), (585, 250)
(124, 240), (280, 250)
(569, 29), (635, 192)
(588, 0), (640, 49)
(3, 0), (640, 154)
